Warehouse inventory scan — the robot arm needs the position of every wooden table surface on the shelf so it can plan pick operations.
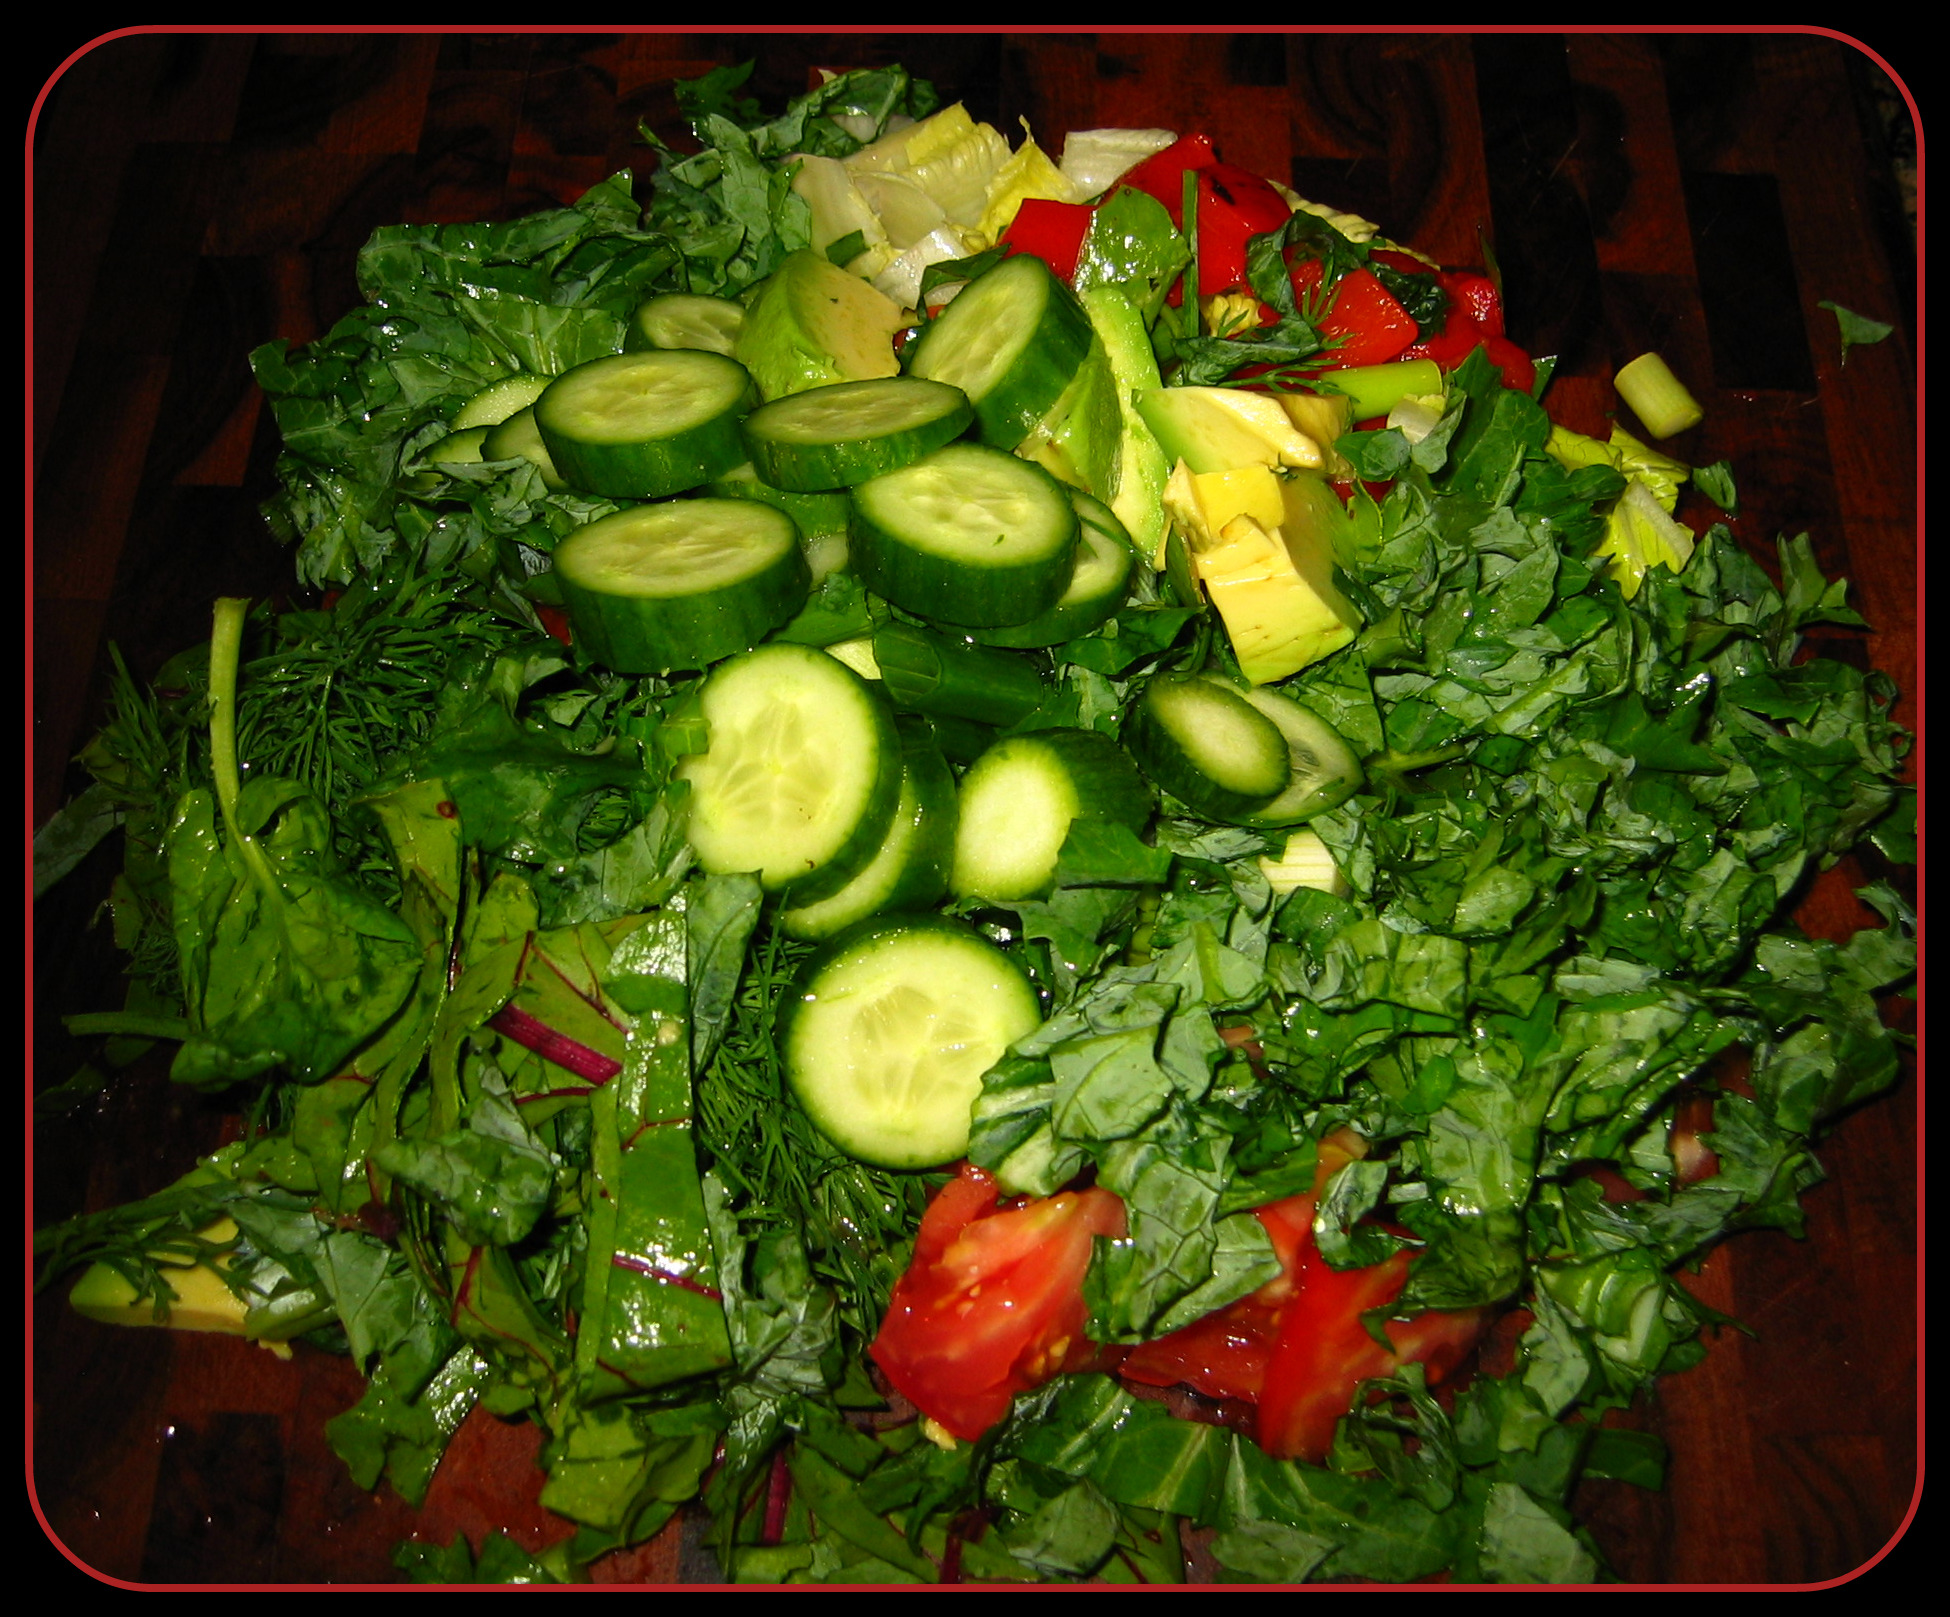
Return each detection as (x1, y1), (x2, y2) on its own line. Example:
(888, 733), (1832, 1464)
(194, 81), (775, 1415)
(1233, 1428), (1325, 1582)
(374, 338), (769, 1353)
(30, 29), (1919, 1588)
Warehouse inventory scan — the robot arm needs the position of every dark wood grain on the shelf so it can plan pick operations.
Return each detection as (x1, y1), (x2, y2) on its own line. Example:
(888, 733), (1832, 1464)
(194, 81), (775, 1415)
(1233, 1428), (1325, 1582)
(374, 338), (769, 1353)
(30, 29), (1918, 1588)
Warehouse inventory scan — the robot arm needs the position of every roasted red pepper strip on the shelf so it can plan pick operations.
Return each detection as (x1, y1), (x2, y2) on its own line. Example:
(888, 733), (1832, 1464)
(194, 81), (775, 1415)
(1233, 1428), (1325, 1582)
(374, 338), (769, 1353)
(1192, 162), (1294, 295)
(1395, 261), (1534, 392)
(1438, 268), (1504, 336)
(1290, 260), (1419, 368)
(1116, 131), (1220, 216)
(1000, 197), (1096, 283)
(1116, 135), (1291, 296)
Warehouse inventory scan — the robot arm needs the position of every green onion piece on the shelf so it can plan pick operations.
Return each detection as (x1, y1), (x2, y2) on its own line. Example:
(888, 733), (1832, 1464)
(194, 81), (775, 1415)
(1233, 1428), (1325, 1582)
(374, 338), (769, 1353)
(1181, 166), (1200, 340)
(872, 622), (1046, 729)
(1315, 358), (1444, 422)
(1614, 351), (1704, 439)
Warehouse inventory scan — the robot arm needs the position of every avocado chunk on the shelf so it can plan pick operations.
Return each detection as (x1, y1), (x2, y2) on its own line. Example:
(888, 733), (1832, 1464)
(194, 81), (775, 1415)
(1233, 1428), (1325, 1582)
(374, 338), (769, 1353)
(732, 250), (907, 402)
(1136, 385), (1327, 476)
(1014, 337), (1121, 502)
(1275, 391), (1356, 481)
(1165, 461), (1362, 684)
(1078, 284), (1171, 567)
(69, 1217), (250, 1335)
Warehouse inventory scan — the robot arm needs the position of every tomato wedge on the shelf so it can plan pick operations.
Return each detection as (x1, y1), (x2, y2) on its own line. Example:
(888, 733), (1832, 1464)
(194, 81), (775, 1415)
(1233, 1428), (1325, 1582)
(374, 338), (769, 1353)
(1255, 1241), (1487, 1464)
(1119, 1132), (1489, 1463)
(870, 1164), (1127, 1441)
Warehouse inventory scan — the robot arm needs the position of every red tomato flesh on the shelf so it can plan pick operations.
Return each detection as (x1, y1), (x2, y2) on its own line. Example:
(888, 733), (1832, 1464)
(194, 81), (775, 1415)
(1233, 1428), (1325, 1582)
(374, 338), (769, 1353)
(1120, 1132), (1489, 1463)
(1255, 1240), (1487, 1464)
(870, 1164), (1126, 1442)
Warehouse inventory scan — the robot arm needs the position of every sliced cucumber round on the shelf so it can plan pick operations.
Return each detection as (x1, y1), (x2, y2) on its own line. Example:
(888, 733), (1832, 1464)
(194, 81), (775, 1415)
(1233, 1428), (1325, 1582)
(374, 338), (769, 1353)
(970, 489), (1135, 649)
(536, 349), (754, 500)
(1235, 686), (1365, 826)
(418, 424), (491, 467)
(781, 915), (1041, 1168)
(950, 728), (1153, 902)
(905, 253), (1095, 445)
(849, 442), (1078, 628)
(677, 641), (903, 900)
(1124, 673), (1294, 823)
(452, 373), (552, 430)
(553, 498), (811, 674)
(482, 405), (568, 489)
(624, 291), (746, 356)
(740, 376), (974, 492)
(777, 717), (957, 941)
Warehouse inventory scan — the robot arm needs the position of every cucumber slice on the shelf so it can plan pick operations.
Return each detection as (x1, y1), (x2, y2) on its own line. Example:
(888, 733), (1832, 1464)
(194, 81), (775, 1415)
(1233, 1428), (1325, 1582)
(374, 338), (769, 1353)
(536, 349), (754, 500)
(905, 253), (1095, 445)
(706, 462), (852, 584)
(452, 373), (552, 430)
(849, 442), (1078, 628)
(624, 292), (746, 356)
(950, 728), (1153, 902)
(401, 419), (491, 489)
(1235, 686), (1365, 826)
(1124, 673), (1294, 823)
(782, 915), (1041, 1168)
(418, 425), (491, 467)
(553, 498), (811, 674)
(677, 642), (903, 900)
(400, 424), (491, 494)
(777, 717), (957, 941)
(970, 489), (1135, 649)
(482, 405), (567, 489)
(739, 377), (974, 491)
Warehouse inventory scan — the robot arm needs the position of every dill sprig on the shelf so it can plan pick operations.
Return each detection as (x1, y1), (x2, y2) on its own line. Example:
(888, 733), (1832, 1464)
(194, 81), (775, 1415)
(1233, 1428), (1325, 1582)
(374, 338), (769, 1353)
(236, 565), (516, 826)
(32, 1171), (246, 1313)
(75, 560), (532, 996)
(694, 920), (930, 1340)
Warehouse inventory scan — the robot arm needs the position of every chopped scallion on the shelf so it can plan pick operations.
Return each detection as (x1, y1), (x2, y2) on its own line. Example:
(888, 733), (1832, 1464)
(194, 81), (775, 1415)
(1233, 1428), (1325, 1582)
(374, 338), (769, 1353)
(1614, 351), (1704, 439)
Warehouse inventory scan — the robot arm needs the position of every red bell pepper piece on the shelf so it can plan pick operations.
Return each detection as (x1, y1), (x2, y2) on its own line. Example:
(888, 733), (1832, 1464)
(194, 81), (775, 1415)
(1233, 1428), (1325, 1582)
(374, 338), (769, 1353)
(535, 604), (574, 647)
(1369, 252), (1507, 343)
(1116, 132), (1219, 217)
(1478, 335), (1535, 393)
(1116, 135), (1292, 297)
(999, 197), (1096, 283)
(1290, 259), (1418, 368)
(1192, 162), (1293, 295)
(1394, 261), (1532, 393)
(1438, 269), (1504, 337)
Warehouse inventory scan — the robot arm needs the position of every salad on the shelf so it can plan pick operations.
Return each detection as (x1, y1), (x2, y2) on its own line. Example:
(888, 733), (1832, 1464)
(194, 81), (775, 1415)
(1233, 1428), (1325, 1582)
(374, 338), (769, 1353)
(31, 59), (1915, 1585)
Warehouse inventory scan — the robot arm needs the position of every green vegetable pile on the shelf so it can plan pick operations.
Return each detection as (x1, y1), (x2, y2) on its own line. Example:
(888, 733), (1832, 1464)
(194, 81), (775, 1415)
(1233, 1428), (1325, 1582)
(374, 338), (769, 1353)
(33, 62), (1914, 1585)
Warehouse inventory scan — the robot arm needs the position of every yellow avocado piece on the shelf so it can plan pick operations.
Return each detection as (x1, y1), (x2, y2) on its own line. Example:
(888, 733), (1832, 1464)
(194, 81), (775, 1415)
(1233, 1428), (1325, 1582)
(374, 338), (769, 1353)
(1274, 392), (1356, 481)
(69, 1215), (251, 1337)
(1135, 386), (1326, 476)
(1190, 465), (1287, 535)
(1078, 284), (1170, 567)
(1194, 510), (1362, 685)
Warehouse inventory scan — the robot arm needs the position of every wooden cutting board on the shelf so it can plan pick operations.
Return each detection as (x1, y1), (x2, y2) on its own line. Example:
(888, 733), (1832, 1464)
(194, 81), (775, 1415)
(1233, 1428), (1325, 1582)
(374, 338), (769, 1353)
(31, 29), (1917, 1588)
